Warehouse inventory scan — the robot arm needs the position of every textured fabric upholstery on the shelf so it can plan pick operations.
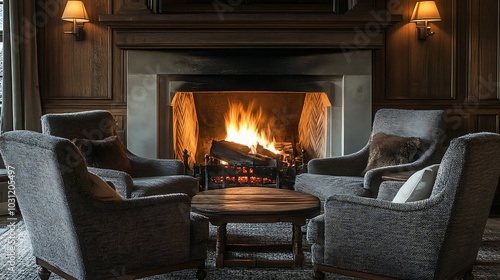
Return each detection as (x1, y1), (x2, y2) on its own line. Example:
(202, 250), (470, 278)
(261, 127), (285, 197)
(87, 167), (134, 198)
(41, 110), (199, 198)
(307, 132), (500, 279)
(132, 175), (199, 198)
(0, 130), (209, 279)
(376, 181), (404, 201)
(295, 109), (446, 203)
(294, 174), (367, 208)
(190, 212), (210, 260)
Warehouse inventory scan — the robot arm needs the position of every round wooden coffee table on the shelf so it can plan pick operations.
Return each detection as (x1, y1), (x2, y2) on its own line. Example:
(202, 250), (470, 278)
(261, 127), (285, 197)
(191, 187), (320, 268)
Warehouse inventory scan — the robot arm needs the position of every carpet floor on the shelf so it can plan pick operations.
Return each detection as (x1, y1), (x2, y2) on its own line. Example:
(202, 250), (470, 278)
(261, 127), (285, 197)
(1, 220), (500, 279)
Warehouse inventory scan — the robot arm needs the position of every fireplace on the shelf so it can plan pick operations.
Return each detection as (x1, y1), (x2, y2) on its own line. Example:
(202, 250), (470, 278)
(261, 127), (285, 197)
(173, 89), (331, 189)
(97, 3), (401, 188)
(127, 49), (373, 174)
(171, 90), (325, 165)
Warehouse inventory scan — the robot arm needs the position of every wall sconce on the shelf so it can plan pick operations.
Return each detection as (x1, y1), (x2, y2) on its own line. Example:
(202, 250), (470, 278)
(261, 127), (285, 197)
(410, 1), (441, 40)
(62, 1), (89, 41)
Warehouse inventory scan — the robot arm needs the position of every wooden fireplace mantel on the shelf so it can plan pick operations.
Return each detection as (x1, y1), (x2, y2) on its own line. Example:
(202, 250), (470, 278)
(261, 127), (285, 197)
(99, 12), (402, 30)
(99, 11), (401, 49)
(100, 0), (401, 49)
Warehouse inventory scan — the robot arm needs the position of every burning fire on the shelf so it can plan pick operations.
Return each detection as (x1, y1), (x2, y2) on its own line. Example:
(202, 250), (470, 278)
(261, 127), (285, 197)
(224, 100), (279, 154)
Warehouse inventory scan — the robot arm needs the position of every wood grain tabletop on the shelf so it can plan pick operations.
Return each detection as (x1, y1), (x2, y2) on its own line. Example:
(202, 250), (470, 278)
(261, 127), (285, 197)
(191, 187), (320, 216)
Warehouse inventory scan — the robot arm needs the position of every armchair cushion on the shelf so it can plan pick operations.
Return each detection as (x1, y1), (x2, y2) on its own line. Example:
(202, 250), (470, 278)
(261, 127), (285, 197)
(73, 136), (134, 176)
(86, 172), (123, 201)
(392, 164), (439, 203)
(362, 132), (421, 175)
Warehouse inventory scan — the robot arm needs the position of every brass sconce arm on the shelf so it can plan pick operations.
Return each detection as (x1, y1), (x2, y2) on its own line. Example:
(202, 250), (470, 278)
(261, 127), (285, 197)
(62, 1), (89, 41)
(410, 1), (441, 41)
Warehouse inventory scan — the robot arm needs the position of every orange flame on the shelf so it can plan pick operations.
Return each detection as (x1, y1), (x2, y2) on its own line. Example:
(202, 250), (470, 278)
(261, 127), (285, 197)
(224, 100), (279, 154)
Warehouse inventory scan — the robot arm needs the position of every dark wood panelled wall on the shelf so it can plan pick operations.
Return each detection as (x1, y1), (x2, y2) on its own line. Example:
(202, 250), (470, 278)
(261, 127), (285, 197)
(37, 0), (500, 211)
(379, 0), (500, 141)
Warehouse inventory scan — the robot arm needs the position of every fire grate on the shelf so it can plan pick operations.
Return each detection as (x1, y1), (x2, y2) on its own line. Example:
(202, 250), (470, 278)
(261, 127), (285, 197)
(186, 150), (306, 190)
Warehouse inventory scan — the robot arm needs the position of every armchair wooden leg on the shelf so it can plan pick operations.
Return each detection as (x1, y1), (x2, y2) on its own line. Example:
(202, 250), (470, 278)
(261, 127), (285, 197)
(196, 264), (207, 280)
(313, 266), (325, 280)
(38, 266), (51, 280)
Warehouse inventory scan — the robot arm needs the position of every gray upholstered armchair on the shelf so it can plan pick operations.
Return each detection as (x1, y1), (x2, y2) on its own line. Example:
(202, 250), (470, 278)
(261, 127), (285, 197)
(295, 109), (446, 202)
(0, 130), (209, 279)
(41, 110), (199, 198)
(307, 132), (500, 279)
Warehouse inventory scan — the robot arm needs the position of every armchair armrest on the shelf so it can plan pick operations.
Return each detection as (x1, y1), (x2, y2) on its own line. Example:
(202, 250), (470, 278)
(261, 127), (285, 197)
(307, 214), (325, 245)
(190, 212), (209, 260)
(190, 212), (209, 245)
(89, 193), (191, 211)
(307, 214), (325, 264)
(321, 194), (448, 275)
(78, 194), (195, 277)
(127, 151), (184, 177)
(363, 154), (436, 195)
(88, 167), (133, 198)
(307, 145), (369, 176)
(324, 193), (446, 246)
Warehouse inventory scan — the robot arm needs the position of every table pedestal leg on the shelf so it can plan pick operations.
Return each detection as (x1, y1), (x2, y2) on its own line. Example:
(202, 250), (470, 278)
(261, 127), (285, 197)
(216, 223), (227, 268)
(292, 223), (304, 267)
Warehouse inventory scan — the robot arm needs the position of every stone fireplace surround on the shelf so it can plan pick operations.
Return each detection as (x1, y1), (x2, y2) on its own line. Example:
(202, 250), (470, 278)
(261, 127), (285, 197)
(127, 49), (372, 162)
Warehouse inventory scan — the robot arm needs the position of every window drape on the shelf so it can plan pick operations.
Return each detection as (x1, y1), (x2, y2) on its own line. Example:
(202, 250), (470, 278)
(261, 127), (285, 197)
(0, 0), (42, 133)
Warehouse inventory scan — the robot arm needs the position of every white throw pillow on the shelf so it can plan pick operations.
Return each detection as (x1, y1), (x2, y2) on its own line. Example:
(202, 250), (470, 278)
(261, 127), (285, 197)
(392, 164), (440, 203)
(87, 172), (123, 201)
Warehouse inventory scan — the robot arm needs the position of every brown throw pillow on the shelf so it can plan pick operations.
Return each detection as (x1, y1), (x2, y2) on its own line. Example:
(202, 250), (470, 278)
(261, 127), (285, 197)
(362, 132), (421, 175)
(73, 136), (134, 176)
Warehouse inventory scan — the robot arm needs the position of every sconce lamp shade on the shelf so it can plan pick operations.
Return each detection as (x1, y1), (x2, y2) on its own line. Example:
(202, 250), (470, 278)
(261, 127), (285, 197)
(410, 1), (441, 22)
(62, 1), (89, 23)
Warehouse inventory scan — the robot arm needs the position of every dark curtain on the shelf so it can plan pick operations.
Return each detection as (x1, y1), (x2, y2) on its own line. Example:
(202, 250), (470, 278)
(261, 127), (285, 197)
(1, 0), (42, 133)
